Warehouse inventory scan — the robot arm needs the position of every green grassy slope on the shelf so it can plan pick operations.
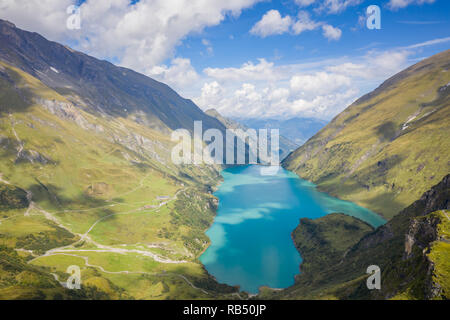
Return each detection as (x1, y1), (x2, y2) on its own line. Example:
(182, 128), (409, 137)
(283, 50), (450, 219)
(259, 213), (374, 299)
(292, 213), (374, 276)
(0, 61), (237, 299)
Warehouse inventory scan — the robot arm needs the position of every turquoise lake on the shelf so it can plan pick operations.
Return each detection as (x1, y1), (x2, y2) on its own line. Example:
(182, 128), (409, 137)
(199, 165), (386, 294)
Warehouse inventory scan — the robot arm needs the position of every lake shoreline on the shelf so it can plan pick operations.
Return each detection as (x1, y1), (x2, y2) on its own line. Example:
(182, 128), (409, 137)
(200, 165), (384, 294)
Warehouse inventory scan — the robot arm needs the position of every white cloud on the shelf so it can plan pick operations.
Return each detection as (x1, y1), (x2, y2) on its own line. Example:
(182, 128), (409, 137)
(196, 81), (225, 109)
(317, 0), (362, 14)
(0, 0), (72, 40)
(290, 88), (358, 117)
(292, 11), (322, 35)
(250, 10), (292, 37)
(204, 58), (280, 82)
(195, 47), (415, 120)
(387, 0), (436, 10)
(404, 37), (450, 49)
(0, 0), (261, 73)
(147, 58), (199, 92)
(196, 64), (359, 119)
(327, 50), (411, 79)
(250, 10), (340, 40)
(294, 0), (317, 7)
(290, 72), (351, 96)
(322, 24), (342, 41)
(195, 78), (358, 119)
(202, 39), (214, 55)
(1, 0), (442, 121)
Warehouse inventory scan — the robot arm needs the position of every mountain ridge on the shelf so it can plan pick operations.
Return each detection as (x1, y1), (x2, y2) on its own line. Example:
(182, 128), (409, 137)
(0, 19), (225, 134)
(237, 117), (327, 146)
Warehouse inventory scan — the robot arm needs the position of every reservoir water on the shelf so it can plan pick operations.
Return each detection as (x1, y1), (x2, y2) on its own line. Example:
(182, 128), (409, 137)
(199, 165), (386, 294)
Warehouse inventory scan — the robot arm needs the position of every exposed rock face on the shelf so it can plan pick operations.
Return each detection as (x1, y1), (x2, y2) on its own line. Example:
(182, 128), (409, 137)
(38, 98), (104, 133)
(403, 213), (447, 299)
(404, 215), (440, 259)
(15, 149), (52, 165)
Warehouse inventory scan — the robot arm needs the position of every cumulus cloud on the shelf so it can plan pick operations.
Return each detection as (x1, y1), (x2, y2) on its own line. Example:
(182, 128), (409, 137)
(195, 48), (413, 120)
(250, 9), (339, 40)
(387, 0), (436, 10)
(322, 24), (342, 41)
(196, 67), (358, 119)
(196, 81), (225, 109)
(290, 72), (351, 97)
(194, 76), (358, 119)
(204, 59), (281, 82)
(0, 0), (73, 40)
(147, 58), (199, 91)
(0, 0), (432, 121)
(249, 10), (292, 37)
(292, 11), (322, 35)
(0, 0), (261, 74)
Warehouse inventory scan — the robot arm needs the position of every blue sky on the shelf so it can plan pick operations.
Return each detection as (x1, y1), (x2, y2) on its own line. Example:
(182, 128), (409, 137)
(1, 0), (449, 120)
(178, 0), (450, 70)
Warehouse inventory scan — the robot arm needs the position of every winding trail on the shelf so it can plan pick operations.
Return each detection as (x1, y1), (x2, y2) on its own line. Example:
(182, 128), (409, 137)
(1, 173), (227, 297)
(29, 188), (187, 264)
(1, 170), (187, 263)
(35, 252), (209, 295)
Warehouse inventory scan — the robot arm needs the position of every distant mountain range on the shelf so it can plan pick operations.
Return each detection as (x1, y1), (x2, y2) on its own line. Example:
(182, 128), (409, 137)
(236, 117), (328, 146)
(205, 109), (298, 160)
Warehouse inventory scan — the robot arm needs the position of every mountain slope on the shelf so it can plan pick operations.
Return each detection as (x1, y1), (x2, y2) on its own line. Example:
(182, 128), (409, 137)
(283, 50), (450, 219)
(0, 19), (225, 134)
(0, 21), (243, 299)
(0, 59), (238, 299)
